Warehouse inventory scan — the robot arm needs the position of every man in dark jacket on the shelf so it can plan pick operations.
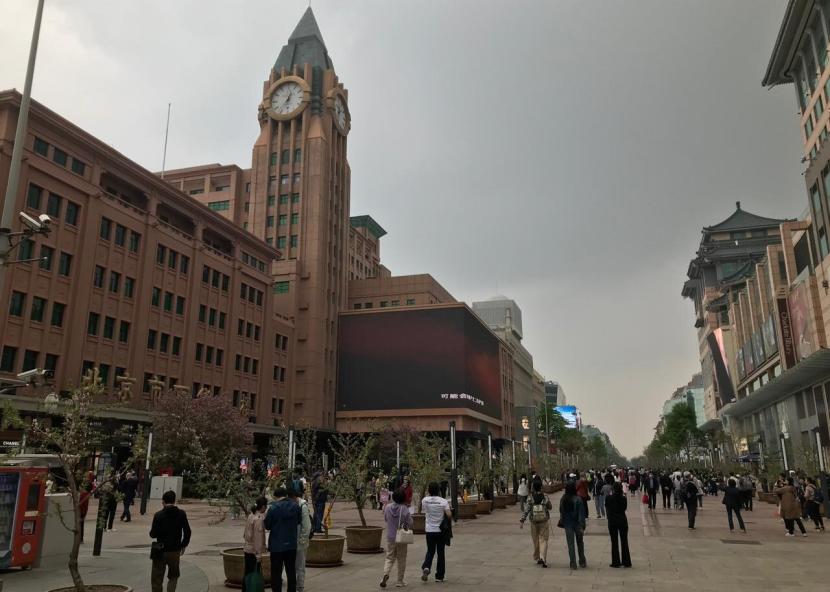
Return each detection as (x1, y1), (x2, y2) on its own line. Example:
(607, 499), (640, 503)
(659, 473), (673, 509)
(684, 473), (699, 529)
(120, 471), (139, 522)
(311, 473), (328, 534)
(150, 490), (192, 592)
(265, 486), (301, 592)
(722, 478), (746, 532)
(645, 473), (659, 510)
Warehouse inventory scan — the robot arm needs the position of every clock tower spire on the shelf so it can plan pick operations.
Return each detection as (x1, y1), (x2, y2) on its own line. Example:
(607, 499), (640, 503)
(248, 7), (350, 429)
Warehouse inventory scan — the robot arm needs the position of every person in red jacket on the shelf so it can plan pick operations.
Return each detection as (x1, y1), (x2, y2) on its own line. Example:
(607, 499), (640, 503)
(403, 476), (414, 508)
(574, 472), (590, 519)
(78, 470), (95, 542)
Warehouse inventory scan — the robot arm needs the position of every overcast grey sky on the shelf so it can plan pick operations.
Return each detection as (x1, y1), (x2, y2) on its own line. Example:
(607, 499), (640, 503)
(0, 1), (808, 457)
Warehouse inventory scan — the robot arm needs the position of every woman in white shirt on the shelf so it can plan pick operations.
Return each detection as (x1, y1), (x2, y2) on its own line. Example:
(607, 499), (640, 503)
(420, 482), (452, 583)
(517, 476), (529, 511)
(242, 496), (267, 592)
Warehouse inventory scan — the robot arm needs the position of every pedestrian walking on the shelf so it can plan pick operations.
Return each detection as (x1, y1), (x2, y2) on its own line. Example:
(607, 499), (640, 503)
(517, 475), (529, 512)
(593, 473), (607, 519)
(264, 486), (302, 592)
(775, 478), (808, 537)
(290, 487), (311, 592)
(120, 470), (139, 523)
(421, 482), (452, 583)
(380, 488), (413, 588)
(659, 472), (672, 509)
(242, 496), (267, 592)
(605, 481), (631, 568)
(149, 490), (192, 592)
(519, 480), (552, 568)
(721, 478), (746, 533)
(804, 477), (825, 532)
(101, 474), (118, 532)
(738, 474), (753, 511)
(644, 473), (659, 511)
(311, 472), (328, 534)
(559, 481), (587, 570)
(683, 472), (699, 529)
(574, 471), (590, 519)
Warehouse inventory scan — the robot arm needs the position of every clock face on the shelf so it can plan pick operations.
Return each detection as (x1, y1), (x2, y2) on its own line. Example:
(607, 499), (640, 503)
(270, 82), (304, 116)
(334, 95), (347, 130)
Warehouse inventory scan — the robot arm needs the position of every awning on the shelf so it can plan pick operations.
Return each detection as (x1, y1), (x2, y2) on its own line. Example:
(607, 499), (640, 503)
(724, 348), (830, 418)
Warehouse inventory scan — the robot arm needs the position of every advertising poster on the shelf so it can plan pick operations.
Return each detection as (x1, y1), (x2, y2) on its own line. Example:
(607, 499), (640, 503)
(788, 277), (816, 361)
(707, 330), (736, 405)
(762, 315), (778, 357)
(337, 307), (503, 419)
(743, 342), (754, 376)
(751, 330), (765, 365)
(736, 347), (746, 381)
(776, 298), (797, 368)
(554, 405), (581, 429)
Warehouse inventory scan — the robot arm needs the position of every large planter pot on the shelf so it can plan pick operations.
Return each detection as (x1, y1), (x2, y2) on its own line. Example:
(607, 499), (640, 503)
(457, 502), (478, 519)
(542, 484), (555, 494)
(221, 548), (272, 587)
(345, 525), (384, 554)
(307, 534), (346, 567)
(506, 493), (517, 505)
(475, 499), (492, 514)
(50, 582), (133, 592)
(412, 513), (426, 534)
(493, 495), (508, 509)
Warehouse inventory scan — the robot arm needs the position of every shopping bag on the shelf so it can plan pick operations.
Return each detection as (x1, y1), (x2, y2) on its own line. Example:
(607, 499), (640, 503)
(244, 570), (265, 592)
(641, 494), (649, 505)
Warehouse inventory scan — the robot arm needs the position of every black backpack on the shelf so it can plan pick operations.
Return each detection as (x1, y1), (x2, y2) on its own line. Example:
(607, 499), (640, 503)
(814, 487), (825, 504)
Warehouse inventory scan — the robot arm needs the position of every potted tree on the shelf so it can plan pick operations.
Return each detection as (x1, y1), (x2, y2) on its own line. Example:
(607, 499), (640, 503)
(3, 370), (139, 592)
(459, 443), (487, 517)
(330, 433), (384, 554)
(404, 432), (447, 531)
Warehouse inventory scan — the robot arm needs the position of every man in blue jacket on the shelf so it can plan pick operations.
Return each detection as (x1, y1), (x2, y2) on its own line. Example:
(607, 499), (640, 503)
(264, 486), (301, 592)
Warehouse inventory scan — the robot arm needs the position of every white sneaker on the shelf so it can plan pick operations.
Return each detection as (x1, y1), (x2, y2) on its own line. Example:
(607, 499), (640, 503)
(802, 533), (808, 538)
(785, 533), (794, 537)
(421, 569), (429, 582)
(395, 582), (407, 588)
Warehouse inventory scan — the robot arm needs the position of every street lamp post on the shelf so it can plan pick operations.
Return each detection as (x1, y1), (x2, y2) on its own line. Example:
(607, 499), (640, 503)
(449, 421), (458, 520)
(0, 0), (46, 322)
(140, 431), (153, 515)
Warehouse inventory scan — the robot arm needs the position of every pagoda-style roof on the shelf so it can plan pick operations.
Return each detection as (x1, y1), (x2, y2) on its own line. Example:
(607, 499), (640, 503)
(703, 201), (790, 234)
(763, 0), (812, 88)
(350, 215), (387, 239)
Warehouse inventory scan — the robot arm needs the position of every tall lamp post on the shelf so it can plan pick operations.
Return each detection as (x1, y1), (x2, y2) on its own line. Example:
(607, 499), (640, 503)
(449, 421), (458, 520)
(0, 0), (46, 324)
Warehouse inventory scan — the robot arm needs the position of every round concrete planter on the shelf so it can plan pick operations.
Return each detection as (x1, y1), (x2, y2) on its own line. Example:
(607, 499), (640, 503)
(345, 525), (384, 554)
(221, 547), (272, 587)
(412, 513), (426, 534)
(542, 484), (556, 494)
(307, 534), (346, 567)
(493, 495), (508, 509)
(50, 587), (132, 592)
(457, 502), (478, 519)
(475, 499), (492, 514)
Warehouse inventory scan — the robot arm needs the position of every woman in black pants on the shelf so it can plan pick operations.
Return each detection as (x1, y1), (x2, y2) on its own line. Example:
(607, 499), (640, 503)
(604, 481), (631, 568)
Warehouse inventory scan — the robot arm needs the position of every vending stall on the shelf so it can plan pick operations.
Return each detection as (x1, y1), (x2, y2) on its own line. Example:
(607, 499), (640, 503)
(0, 466), (48, 569)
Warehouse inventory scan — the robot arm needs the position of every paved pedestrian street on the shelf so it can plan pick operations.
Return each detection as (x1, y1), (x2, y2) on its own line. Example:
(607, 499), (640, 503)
(3, 492), (826, 591)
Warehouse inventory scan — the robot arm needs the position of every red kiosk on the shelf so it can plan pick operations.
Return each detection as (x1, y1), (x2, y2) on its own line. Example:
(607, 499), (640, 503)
(0, 466), (48, 569)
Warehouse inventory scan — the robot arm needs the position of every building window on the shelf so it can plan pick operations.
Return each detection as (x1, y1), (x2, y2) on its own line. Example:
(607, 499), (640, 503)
(198, 304), (206, 322)
(30, 296), (46, 323)
(281, 149), (290, 164)
(176, 296), (185, 315)
(159, 333), (170, 354)
(52, 148), (68, 167)
(291, 213), (299, 225)
(291, 193), (300, 204)
(129, 231), (141, 253)
(65, 201), (80, 226)
(93, 265), (105, 288)
(103, 316), (115, 340)
(202, 265), (210, 284)
(147, 329), (158, 350)
(58, 252), (72, 276)
(71, 158), (86, 176)
(168, 250), (178, 270)
(172, 336), (181, 356)
(26, 184), (42, 209)
(39, 245), (53, 271)
(280, 174), (289, 185)
(109, 271), (121, 293)
(208, 200), (230, 211)
(208, 308), (217, 326)
(293, 173), (301, 185)
(119, 321), (130, 343)
(163, 292), (173, 312)
(380, 301), (388, 308)
(9, 291), (25, 317)
(46, 193), (62, 217)
(0, 346), (18, 372)
(218, 311), (226, 329)
(51, 302), (65, 327)
(222, 274), (230, 292)
(270, 152), (277, 166)
(44, 354), (58, 373)
(216, 349), (224, 367)
(212, 270), (221, 288)
(290, 235), (298, 248)
(206, 345), (214, 364)
(268, 195), (276, 206)
(33, 137), (49, 156)
(151, 287), (161, 307)
(391, 300), (400, 306)
(294, 148), (301, 163)
(18, 239), (34, 260)
(87, 312), (100, 336)
(406, 298), (416, 305)
(277, 236), (287, 249)
(353, 303), (362, 310)
(278, 214), (287, 226)
(267, 216), (275, 227)
(180, 255), (189, 275)
(124, 277), (135, 298)
(279, 194), (289, 204)
(100, 217), (112, 240)
(274, 281), (289, 294)
(156, 244), (166, 265)
(114, 224), (126, 247)
(22, 350), (39, 372)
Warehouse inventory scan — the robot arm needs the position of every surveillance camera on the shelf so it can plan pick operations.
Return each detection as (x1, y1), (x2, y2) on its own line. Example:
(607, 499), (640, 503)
(16, 368), (46, 382)
(38, 214), (52, 227)
(18, 212), (42, 232)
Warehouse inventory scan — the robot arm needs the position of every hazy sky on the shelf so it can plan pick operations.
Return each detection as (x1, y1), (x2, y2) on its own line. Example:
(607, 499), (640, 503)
(0, 1), (808, 456)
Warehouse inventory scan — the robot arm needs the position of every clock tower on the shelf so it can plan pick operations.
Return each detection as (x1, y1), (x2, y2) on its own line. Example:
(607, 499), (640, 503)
(248, 7), (351, 429)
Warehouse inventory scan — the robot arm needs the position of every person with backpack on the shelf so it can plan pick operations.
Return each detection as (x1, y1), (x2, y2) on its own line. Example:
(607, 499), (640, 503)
(683, 472), (699, 529)
(804, 477), (825, 532)
(519, 480), (552, 568)
(721, 478), (746, 533)
(559, 481), (587, 570)
(604, 481), (631, 568)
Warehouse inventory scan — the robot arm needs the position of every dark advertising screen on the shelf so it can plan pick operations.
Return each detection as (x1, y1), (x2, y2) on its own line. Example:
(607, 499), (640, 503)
(337, 306), (502, 419)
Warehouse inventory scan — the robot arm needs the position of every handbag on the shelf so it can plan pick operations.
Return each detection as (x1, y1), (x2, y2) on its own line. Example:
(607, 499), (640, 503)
(244, 570), (265, 592)
(395, 508), (414, 545)
(642, 493), (649, 504)
(150, 541), (164, 561)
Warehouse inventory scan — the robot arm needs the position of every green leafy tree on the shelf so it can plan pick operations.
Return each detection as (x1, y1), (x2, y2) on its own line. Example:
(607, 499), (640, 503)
(537, 405), (568, 450)
(660, 403), (703, 460)
(558, 429), (586, 456)
(585, 435), (609, 466)
(404, 432), (447, 501)
(330, 432), (376, 527)
(459, 442), (489, 499)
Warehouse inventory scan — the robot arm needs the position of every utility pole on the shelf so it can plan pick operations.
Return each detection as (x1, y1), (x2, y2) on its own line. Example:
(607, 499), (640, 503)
(0, 0), (46, 331)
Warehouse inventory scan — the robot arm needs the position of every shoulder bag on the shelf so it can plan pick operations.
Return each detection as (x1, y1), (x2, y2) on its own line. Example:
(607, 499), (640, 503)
(150, 541), (164, 561)
(395, 508), (414, 544)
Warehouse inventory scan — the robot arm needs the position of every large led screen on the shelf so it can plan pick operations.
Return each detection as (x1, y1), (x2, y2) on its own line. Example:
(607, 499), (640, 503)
(554, 405), (581, 429)
(337, 307), (503, 419)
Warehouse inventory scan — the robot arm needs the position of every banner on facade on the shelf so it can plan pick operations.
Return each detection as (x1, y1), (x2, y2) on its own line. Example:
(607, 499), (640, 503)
(776, 298), (797, 368)
(762, 315), (778, 357)
(707, 330), (736, 406)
